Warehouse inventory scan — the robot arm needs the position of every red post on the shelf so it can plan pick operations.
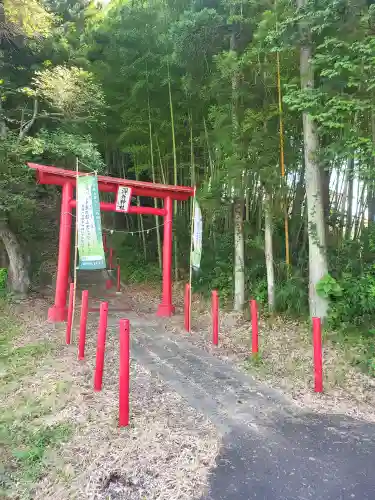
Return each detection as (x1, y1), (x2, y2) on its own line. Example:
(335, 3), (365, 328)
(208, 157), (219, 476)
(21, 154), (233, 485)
(212, 290), (219, 346)
(184, 283), (191, 332)
(109, 248), (114, 270)
(250, 299), (259, 355)
(103, 233), (107, 253)
(94, 302), (109, 391)
(313, 317), (323, 393)
(117, 264), (121, 292)
(48, 182), (73, 322)
(105, 279), (113, 290)
(65, 282), (74, 344)
(157, 195), (175, 317)
(119, 319), (130, 427)
(78, 290), (89, 360)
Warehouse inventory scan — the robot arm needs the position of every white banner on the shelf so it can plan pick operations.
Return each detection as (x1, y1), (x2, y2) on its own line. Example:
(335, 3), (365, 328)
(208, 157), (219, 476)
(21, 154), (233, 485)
(116, 186), (132, 212)
(191, 199), (202, 270)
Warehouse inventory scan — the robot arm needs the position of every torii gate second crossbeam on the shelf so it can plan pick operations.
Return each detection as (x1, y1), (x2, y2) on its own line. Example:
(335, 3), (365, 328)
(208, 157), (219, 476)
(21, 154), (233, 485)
(27, 163), (194, 322)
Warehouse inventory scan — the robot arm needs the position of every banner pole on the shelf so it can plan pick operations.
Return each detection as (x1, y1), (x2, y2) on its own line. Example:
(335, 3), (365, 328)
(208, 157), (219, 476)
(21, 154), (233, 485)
(188, 186), (196, 333)
(70, 157), (79, 342)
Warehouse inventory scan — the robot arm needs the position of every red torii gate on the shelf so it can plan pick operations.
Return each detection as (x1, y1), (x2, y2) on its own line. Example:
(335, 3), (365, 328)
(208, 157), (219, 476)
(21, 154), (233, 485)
(27, 163), (194, 322)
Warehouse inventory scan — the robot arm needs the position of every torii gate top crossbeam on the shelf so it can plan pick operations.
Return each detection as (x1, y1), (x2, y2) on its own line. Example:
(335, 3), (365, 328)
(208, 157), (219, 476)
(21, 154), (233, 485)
(27, 163), (194, 201)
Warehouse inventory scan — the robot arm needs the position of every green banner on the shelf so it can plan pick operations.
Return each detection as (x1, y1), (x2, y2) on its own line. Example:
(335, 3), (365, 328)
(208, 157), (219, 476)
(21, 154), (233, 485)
(77, 175), (106, 270)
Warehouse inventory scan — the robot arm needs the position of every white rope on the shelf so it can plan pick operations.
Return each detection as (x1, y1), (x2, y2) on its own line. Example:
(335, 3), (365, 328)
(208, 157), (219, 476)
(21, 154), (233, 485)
(102, 222), (165, 236)
(61, 213), (163, 235)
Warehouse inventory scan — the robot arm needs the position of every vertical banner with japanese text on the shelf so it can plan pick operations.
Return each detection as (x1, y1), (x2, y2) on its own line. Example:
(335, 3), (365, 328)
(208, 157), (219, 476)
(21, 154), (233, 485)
(191, 198), (202, 271)
(77, 175), (106, 270)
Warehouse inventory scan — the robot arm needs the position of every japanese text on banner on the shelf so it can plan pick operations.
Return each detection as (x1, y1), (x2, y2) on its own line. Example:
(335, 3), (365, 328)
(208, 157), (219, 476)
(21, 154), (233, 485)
(77, 175), (106, 270)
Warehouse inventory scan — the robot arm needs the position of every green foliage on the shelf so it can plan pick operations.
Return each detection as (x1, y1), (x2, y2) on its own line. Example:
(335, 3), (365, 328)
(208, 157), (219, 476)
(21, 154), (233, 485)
(244, 353), (264, 369)
(32, 65), (105, 122)
(120, 261), (161, 285)
(0, 268), (8, 292)
(275, 274), (309, 316)
(5, 0), (55, 37)
(27, 129), (104, 171)
(316, 274), (343, 299)
(327, 271), (375, 330)
(11, 423), (72, 482)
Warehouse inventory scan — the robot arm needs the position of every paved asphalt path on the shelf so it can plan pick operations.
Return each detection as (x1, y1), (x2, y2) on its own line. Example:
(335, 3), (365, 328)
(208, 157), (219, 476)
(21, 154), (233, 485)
(105, 309), (375, 500)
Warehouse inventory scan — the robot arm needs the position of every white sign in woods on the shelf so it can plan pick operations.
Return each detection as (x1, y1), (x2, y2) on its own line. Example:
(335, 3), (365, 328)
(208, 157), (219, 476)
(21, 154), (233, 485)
(115, 186), (132, 212)
(191, 199), (202, 270)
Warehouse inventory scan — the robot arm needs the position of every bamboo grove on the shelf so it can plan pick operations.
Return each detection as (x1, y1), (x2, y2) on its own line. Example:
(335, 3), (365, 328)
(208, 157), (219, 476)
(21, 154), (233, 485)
(2, 0), (375, 337)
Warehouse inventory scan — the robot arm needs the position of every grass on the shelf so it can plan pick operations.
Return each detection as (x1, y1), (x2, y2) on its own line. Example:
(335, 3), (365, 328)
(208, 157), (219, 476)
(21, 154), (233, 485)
(0, 302), (73, 498)
(326, 326), (375, 377)
(119, 260), (161, 285)
(0, 294), (220, 500)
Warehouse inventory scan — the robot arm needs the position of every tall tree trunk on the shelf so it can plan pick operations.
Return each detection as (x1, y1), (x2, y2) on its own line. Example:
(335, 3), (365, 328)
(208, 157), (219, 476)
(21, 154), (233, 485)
(264, 192), (275, 312)
(134, 168), (147, 261)
(298, 0), (329, 318)
(345, 157), (354, 239)
(291, 161), (305, 250)
(0, 220), (30, 295)
(203, 116), (214, 178)
(147, 89), (162, 270)
(234, 201), (245, 312)
(321, 163), (330, 242)
(368, 111), (375, 225)
(364, 111), (375, 258)
(339, 161), (350, 243)
(167, 60), (179, 281)
(231, 12), (245, 312)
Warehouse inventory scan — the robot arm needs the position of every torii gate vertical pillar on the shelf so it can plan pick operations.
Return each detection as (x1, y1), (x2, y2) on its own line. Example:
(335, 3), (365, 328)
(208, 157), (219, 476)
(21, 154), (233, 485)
(48, 181), (73, 322)
(157, 195), (175, 316)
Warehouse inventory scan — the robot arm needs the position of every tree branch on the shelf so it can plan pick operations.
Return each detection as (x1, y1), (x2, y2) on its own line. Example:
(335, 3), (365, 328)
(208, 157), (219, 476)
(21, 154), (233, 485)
(18, 97), (38, 140)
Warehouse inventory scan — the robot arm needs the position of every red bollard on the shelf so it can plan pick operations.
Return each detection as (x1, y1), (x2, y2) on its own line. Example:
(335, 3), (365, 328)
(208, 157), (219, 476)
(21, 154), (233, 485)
(94, 302), (109, 391)
(78, 290), (89, 360)
(66, 282), (74, 345)
(212, 290), (219, 346)
(117, 264), (121, 293)
(313, 317), (323, 393)
(119, 319), (130, 427)
(105, 279), (113, 290)
(109, 248), (114, 270)
(250, 299), (259, 355)
(184, 283), (191, 332)
(103, 233), (107, 253)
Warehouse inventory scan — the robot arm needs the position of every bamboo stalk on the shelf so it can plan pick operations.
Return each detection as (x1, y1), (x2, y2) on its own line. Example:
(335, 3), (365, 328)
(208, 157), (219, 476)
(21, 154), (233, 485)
(276, 51), (290, 268)
(167, 59), (179, 281)
(135, 164), (147, 261)
(155, 135), (167, 185)
(147, 81), (162, 270)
